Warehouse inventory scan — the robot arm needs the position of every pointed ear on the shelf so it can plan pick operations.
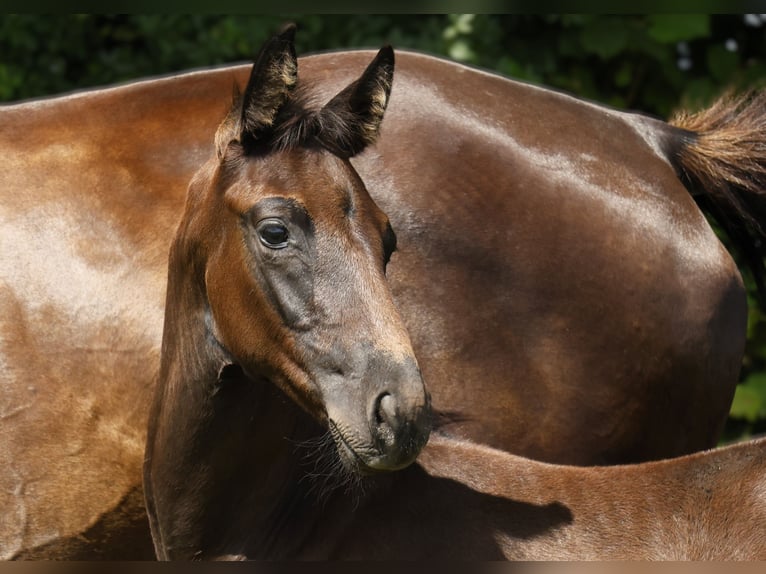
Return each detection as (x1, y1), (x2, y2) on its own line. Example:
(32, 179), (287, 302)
(318, 46), (395, 157)
(239, 23), (298, 146)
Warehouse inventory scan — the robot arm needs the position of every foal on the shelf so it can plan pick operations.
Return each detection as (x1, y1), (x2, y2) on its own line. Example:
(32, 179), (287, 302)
(143, 25), (432, 559)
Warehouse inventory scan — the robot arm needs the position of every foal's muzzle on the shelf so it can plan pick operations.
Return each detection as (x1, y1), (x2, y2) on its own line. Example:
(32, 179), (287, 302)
(327, 354), (431, 473)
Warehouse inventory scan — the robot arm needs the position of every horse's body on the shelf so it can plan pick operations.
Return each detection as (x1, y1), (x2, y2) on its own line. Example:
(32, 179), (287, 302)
(1, 35), (761, 558)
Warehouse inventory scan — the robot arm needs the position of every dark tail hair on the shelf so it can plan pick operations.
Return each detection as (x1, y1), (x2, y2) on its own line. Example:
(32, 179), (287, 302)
(670, 90), (766, 300)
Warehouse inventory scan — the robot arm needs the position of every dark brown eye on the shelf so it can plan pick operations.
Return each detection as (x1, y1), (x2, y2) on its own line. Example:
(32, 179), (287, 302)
(257, 220), (290, 249)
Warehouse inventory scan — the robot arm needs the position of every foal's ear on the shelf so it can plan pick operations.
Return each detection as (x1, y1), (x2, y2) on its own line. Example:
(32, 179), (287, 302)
(239, 23), (298, 146)
(318, 46), (395, 157)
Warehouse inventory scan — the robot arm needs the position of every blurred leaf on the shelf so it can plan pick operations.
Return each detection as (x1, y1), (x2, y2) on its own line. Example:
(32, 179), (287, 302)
(742, 372), (766, 394)
(647, 14), (710, 44)
(580, 17), (628, 59)
(615, 61), (634, 88)
(731, 372), (766, 422)
(443, 13), (474, 40)
(681, 77), (719, 110)
(448, 39), (475, 62)
(707, 43), (739, 83)
(743, 61), (766, 88)
(730, 384), (763, 422)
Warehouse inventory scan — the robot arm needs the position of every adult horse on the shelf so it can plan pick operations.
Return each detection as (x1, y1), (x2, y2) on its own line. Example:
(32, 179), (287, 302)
(144, 27), (766, 560)
(2, 26), (766, 558)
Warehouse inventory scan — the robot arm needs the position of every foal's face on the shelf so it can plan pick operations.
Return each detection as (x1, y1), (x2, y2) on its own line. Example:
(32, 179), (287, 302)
(201, 147), (431, 472)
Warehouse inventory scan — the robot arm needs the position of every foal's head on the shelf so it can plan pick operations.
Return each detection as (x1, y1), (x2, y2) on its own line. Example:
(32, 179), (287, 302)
(174, 26), (430, 473)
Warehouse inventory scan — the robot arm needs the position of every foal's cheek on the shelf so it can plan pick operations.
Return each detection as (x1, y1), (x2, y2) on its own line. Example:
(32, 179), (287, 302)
(251, 254), (316, 331)
(271, 260), (316, 329)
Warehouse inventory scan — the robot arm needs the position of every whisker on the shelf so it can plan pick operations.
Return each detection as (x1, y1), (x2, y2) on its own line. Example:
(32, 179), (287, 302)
(289, 429), (368, 507)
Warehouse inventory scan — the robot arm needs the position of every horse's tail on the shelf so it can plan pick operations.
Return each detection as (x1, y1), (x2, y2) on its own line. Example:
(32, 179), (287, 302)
(669, 90), (766, 299)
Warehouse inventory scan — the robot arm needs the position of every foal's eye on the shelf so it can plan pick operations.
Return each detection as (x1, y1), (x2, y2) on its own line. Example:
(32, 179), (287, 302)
(257, 220), (290, 249)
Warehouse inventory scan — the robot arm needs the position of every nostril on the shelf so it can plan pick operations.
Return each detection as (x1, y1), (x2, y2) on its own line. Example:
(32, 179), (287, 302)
(373, 391), (397, 448)
(365, 383), (430, 470)
(377, 392), (396, 425)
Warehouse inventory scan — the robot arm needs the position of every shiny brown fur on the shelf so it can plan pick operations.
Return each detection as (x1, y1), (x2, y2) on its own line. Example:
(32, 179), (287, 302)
(320, 433), (766, 560)
(1, 39), (762, 557)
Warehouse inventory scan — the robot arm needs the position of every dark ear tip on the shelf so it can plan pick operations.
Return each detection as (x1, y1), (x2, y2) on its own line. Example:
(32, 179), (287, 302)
(377, 45), (395, 65)
(277, 22), (297, 42)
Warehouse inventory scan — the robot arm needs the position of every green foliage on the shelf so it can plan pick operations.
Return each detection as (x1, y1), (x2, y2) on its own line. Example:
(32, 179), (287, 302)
(727, 291), (766, 440)
(3, 14), (765, 118)
(580, 16), (630, 60)
(730, 373), (766, 423)
(3, 14), (766, 440)
(646, 14), (710, 44)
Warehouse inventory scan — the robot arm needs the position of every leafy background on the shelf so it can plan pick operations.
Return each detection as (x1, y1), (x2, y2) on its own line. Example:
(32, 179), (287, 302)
(2, 14), (766, 442)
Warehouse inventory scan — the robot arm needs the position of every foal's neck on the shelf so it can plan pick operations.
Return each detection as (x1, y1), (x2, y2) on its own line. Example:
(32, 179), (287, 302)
(147, 259), (382, 558)
(190, 366), (378, 559)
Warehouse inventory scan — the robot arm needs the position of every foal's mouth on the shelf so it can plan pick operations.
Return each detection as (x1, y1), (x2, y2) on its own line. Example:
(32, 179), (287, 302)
(328, 419), (384, 475)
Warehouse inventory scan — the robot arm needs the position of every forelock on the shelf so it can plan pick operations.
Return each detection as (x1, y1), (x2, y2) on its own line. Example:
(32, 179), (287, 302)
(215, 81), (356, 158)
